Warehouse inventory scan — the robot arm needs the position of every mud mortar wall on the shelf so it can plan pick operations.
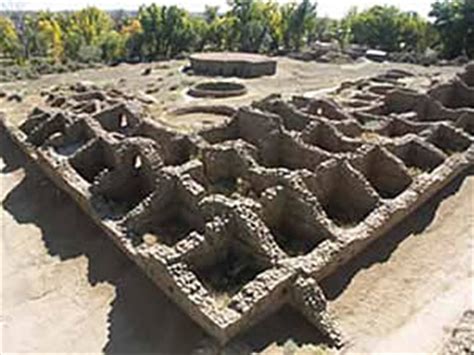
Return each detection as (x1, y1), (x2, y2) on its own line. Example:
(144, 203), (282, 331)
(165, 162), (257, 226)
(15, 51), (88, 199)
(1, 65), (473, 347)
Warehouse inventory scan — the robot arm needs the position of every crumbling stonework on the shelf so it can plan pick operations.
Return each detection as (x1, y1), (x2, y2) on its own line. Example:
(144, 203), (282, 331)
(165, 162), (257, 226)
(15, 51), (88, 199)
(441, 310), (474, 355)
(1, 65), (473, 347)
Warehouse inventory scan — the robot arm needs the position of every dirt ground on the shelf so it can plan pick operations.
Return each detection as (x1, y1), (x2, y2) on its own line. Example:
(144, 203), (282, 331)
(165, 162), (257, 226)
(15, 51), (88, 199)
(0, 57), (458, 129)
(0, 132), (327, 354)
(323, 169), (473, 353)
(0, 58), (473, 353)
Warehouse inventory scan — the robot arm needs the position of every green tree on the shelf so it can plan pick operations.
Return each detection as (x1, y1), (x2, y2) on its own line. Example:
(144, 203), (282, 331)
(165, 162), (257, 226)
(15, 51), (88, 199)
(11, 14), (39, 61)
(216, 14), (239, 50)
(350, 6), (403, 52)
(70, 7), (113, 45)
(138, 4), (196, 59)
(261, 1), (283, 51)
(347, 5), (431, 53)
(398, 12), (433, 53)
(3, 1), (466, 70)
(281, 0), (317, 51)
(35, 13), (64, 62)
(190, 16), (208, 52)
(203, 6), (238, 51)
(295, 0), (318, 48)
(60, 7), (113, 60)
(430, 0), (474, 58)
(99, 30), (125, 63)
(313, 17), (338, 43)
(203, 6), (221, 50)
(121, 18), (143, 61)
(0, 16), (20, 58)
(281, 2), (297, 50)
(228, 0), (269, 52)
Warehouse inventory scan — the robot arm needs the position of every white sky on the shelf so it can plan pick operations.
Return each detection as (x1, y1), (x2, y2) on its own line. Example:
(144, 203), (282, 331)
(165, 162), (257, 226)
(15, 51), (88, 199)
(1, 0), (434, 19)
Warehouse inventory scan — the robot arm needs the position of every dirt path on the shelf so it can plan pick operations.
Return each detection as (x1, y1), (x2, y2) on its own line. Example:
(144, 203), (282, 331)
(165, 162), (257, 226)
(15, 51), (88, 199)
(323, 170), (474, 353)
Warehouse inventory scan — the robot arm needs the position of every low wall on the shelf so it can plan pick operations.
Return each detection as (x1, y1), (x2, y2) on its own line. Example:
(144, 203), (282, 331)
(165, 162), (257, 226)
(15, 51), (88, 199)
(190, 52), (277, 78)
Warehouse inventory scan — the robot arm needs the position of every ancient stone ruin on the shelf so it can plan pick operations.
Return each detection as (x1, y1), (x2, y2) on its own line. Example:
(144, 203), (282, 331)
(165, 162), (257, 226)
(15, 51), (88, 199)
(189, 52), (277, 78)
(1, 64), (473, 347)
(188, 81), (248, 98)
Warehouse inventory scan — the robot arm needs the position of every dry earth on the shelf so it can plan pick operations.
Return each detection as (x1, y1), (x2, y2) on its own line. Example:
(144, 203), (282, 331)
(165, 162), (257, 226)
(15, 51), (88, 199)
(324, 169), (474, 354)
(0, 57), (458, 128)
(0, 58), (473, 354)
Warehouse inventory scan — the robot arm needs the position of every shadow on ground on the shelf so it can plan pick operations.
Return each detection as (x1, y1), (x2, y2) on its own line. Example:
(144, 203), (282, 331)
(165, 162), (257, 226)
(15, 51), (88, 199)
(320, 166), (473, 301)
(0, 126), (25, 174)
(0, 130), (325, 353)
(1, 127), (471, 353)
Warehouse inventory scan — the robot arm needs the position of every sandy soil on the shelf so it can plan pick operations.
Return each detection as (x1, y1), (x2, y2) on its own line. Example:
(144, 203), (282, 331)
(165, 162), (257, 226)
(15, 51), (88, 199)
(323, 169), (474, 353)
(0, 58), (459, 129)
(0, 59), (472, 353)
(0, 131), (325, 354)
(157, 112), (232, 133)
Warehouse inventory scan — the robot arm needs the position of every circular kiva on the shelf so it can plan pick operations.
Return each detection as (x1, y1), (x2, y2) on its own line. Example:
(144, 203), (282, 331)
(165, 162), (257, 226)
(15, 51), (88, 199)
(163, 105), (236, 131)
(188, 81), (247, 98)
(190, 52), (277, 78)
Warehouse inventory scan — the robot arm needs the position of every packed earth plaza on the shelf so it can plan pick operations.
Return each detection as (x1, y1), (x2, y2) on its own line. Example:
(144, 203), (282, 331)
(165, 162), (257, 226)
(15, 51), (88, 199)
(1, 54), (473, 353)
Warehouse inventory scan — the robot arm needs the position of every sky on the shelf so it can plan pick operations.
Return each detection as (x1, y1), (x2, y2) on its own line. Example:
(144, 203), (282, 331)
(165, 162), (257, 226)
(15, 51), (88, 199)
(1, 0), (434, 19)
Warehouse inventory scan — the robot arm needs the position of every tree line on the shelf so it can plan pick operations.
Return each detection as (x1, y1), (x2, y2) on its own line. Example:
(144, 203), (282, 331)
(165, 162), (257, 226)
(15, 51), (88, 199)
(0, 0), (473, 67)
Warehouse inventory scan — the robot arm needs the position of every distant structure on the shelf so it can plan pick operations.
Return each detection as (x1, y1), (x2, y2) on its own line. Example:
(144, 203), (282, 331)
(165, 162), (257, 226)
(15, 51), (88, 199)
(190, 52), (277, 78)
